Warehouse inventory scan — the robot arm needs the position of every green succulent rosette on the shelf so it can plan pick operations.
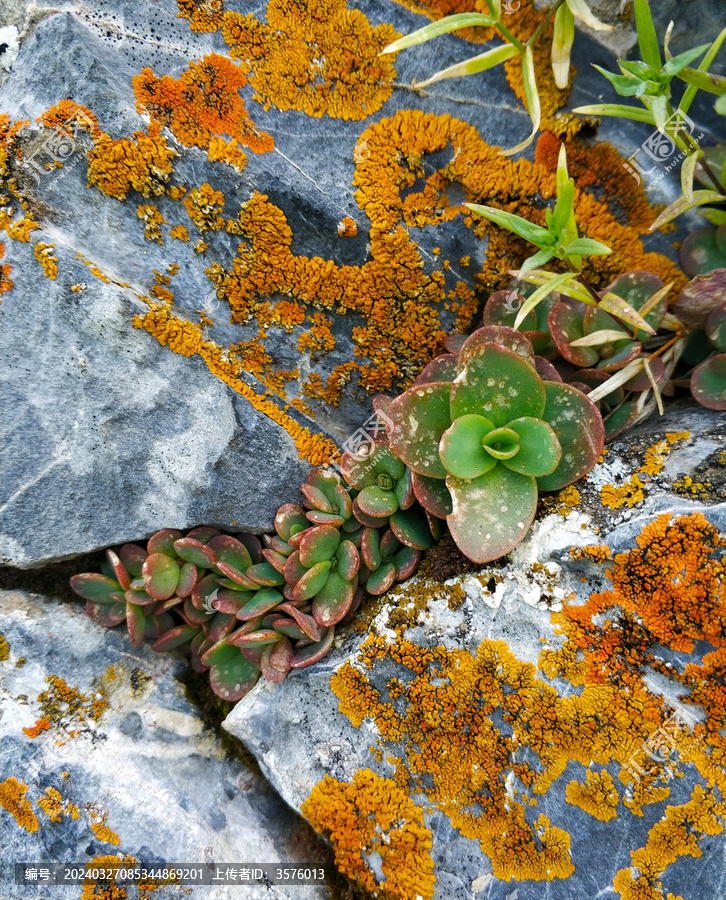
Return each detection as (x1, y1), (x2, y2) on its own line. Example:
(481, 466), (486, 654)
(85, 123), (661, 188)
(386, 326), (605, 563)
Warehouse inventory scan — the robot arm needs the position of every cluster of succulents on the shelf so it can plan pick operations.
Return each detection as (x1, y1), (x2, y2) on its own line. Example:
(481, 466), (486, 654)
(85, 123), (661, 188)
(71, 461), (439, 701)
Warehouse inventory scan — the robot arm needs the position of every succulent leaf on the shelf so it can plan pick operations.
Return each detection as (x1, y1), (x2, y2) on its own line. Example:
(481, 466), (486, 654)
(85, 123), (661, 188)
(127, 604), (147, 648)
(294, 561), (332, 601)
(390, 507), (435, 550)
(261, 637), (294, 683)
(208, 649), (260, 701)
(439, 414), (497, 479)
(387, 382), (452, 479)
(291, 627), (335, 669)
(246, 562), (285, 586)
(176, 561), (198, 598)
(299, 525), (341, 567)
(366, 561), (397, 595)
(174, 537), (217, 569)
(412, 472), (453, 518)
(185, 526), (221, 544)
(86, 600), (127, 627)
(335, 540), (359, 582)
(356, 485), (399, 517)
(147, 528), (183, 557)
(503, 417), (562, 477)
(312, 572), (355, 627)
(208, 535), (253, 573)
(275, 503), (309, 541)
(235, 587), (284, 620)
(413, 354), (459, 386)
(118, 543), (147, 578)
(142, 552), (180, 601)
(152, 624), (198, 652)
(691, 354), (726, 409)
(70, 573), (124, 605)
(706, 304), (726, 351)
(279, 602), (322, 641)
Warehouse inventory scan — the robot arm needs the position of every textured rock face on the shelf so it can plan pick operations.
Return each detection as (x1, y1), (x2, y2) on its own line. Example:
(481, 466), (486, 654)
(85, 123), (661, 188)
(1, 0), (712, 568)
(0, 590), (328, 900)
(225, 404), (726, 900)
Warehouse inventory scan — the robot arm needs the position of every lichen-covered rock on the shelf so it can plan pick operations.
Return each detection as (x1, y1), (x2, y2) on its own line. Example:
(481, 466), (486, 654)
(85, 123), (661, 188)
(225, 403), (726, 900)
(0, 590), (328, 900)
(0, 0), (706, 567)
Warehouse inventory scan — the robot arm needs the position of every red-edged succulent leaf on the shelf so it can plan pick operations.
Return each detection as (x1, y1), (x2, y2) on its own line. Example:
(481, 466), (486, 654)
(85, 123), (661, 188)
(549, 301), (598, 367)
(706, 304), (726, 352)
(147, 528), (182, 557)
(213, 588), (253, 615)
(283, 550), (307, 587)
(262, 548), (288, 573)
(106, 550), (131, 590)
(366, 561), (396, 595)
(312, 572), (355, 627)
(126, 604), (147, 648)
(142, 552), (180, 601)
(446, 466), (537, 564)
(445, 334), (467, 354)
(236, 588), (285, 621)
(268, 535), (292, 555)
(214, 561), (257, 589)
(305, 509), (346, 526)
(536, 382), (604, 491)
(228, 629), (281, 647)
(595, 341), (641, 373)
(390, 507), (435, 550)
(387, 382), (452, 479)
(680, 227), (726, 277)
(191, 572), (220, 610)
(86, 600), (127, 627)
(352, 497), (388, 528)
(691, 354), (726, 410)
(412, 472), (453, 518)
(238, 533), (263, 563)
(152, 623), (199, 652)
(301, 483), (334, 513)
(361, 527), (382, 570)
(246, 562), (285, 587)
(279, 602), (322, 641)
(293, 561), (332, 602)
(176, 561), (198, 598)
(333, 484), (353, 520)
(124, 588), (159, 608)
(208, 535), (253, 574)
(674, 269), (726, 326)
(457, 326), (535, 370)
(208, 611), (238, 642)
(271, 618), (307, 640)
(156, 595), (184, 613)
(70, 573), (124, 604)
(605, 271), (667, 337)
(451, 342), (546, 427)
(184, 597), (213, 625)
(426, 511), (443, 542)
(118, 543), (147, 578)
(261, 637), (294, 683)
(394, 546), (420, 580)
(394, 467), (415, 510)
(379, 529), (399, 558)
(299, 525), (340, 567)
(534, 357), (562, 382)
(185, 526), (221, 543)
(356, 485), (398, 518)
(174, 537), (217, 569)
(208, 648), (260, 701)
(335, 541), (359, 582)
(504, 417), (561, 478)
(291, 627), (335, 669)
(413, 354), (459, 386)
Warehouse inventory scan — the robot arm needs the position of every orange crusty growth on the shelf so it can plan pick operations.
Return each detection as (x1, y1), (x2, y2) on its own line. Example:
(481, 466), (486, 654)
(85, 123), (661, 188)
(87, 124), (177, 201)
(176, 0), (225, 33)
(0, 777), (39, 832)
(0, 241), (13, 294)
(34, 242), (58, 279)
(37, 786), (80, 823)
(219, 0), (399, 120)
(133, 54), (274, 154)
(183, 182), (225, 233)
(302, 768), (436, 900)
(566, 769), (619, 821)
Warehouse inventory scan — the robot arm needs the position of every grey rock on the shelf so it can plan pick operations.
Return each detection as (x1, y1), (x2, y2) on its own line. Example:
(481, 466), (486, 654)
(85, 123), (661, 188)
(0, 589), (329, 900)
(225, 403), (726, 900)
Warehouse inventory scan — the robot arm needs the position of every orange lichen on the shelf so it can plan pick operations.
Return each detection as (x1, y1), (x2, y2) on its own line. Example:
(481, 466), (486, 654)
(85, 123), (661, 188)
(0, 777), (39, 832)
(183, 182), (225, 233)
(23, 718), (51, 738)
(80, 856), (130, 900)
(206, 135), (247, 172)
(639, 432), (690, 476)
(133, 54), (273, 154)
(34, 242), (58, 279)
(569, 544), (612, 564)
(219, 0), (399, 121)
(91, 819), (121, 846)
(37, 786), (80, 823)
(87, 124), (176, 201)
(37, 101), (101, 139)
(0, 241), (12, 294)
(337, 216), (358, 237)
(566, 769), (619, 821)
(169, 185), (187, 200)
(176, 0), (224, 33)
(0, 632), (8, 660)
(600, 474), (646, 510)
(170, 224), (189, 241)
(672, 475), (712, 499)
(298, 312), (335, 358)
(137, 204), (166, 243)
(302, 769), (436, 900)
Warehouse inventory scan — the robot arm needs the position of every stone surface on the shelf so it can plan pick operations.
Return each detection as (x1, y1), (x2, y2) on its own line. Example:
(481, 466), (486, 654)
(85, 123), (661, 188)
(1, 0), (712, 567)
(0, 589), (329, 900)
(225, 403), (726, 900)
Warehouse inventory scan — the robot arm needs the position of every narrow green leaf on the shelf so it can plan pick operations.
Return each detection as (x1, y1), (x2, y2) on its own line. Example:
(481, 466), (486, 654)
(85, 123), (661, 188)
(679, 25), (726, 114)
(566, 0), (614, 32)
(416, 43), (520, 88)
(681, 150), (702, 205)
(557, 144), (579, 247)
(514, 269), (594, 304)
(563, 237), (612, 256)
(552, 2), (575, 89)
(677, 67), (726, 94)
(661, 44), (711, 78)
(572, 103), (655, 123)
(551, 179), (575, 238)
(598, 293), (655, 334)
(592, 65), (642, 96)
(649, 189), (725, 231)
(645, 94), (669, 132)
(699, 207), (726, 225)
(618, 59), (656, 80)
(465, 203), (553, 246)
(380, 13), (495, 55)
(514, 272), (573, 330)
(634, 0), (661, 69)
(520, 247), (555, 273)
(570, 329), (631, 347)
(501, 46), (540, 156)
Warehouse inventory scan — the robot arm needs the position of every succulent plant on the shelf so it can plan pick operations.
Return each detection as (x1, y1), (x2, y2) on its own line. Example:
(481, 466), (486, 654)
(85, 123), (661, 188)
(385, 326), (604, 563)
(679, 226), (726, 277)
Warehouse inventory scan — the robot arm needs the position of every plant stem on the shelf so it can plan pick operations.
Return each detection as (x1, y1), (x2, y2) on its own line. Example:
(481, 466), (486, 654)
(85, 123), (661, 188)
(482, 0), (526, 51)
(566, 259), (602, 305)
(528, 0), (566, 48)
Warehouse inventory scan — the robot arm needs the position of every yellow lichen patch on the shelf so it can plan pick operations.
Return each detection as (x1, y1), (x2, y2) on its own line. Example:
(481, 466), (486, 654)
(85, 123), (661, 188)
(298, 312), (335, 358)
(87, 124), (177, 202)
(80, 856), (129, 900)
(672, 475), (712, 499)
(37, 786), (80, 823)
(639, 432), (689, 477)
(569, 544), (612, 564)
(34, 242), (58, 279)
(133, 54), (273, 154)
(169, 185), (187, 200)
(302, 769), (436, 900)
(91, 818), (121, 846)
(176, 0), (224, 33)
(219, 0), (399, 121)
(183, 182), (225, 233)
(337, 216), (358, 237)
(600, 474), (646, 510)
(170, 224), (189, 241)
(137, 204), (165, 243)
(566, 769), (619, 821)
(34, 674), (109, 730)
(0, 241), (12, 294)
(134, 303), (338, 465)
(0, 632), (8, 660)
(207, 135), (247, 172)
(0, 777), (39, 832)
(195, 238), (208, 254)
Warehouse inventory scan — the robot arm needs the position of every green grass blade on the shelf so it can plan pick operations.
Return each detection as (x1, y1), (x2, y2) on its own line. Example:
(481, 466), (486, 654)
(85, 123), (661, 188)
(380, 13), (496, 54)
(573, 103), (655, 123)
(416, 42), (519, 88)
(633, 0), (661, 69)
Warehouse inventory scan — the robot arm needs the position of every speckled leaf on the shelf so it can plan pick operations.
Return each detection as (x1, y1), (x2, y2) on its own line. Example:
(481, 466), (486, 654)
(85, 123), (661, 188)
(333, 484), (353, 520)
(142, 552), (180, 601)
(293, 561), (332, 602)
(151, 623), (198, 652)
(186, 526), (222, 544)
(394, 466), (415, 510)
(70, 573), (124, 604)
(537, 382), (605, 491)
(175, 561), (198, 598)
(105, 550), (131, 590)
(691, 354), (726, 409)
(275, 503), (309, 541)
(674, 269), (726, 326)
(305, 510), (346, 526)
(335, 541), (359, 582)
(86, 600), (127, 627)
(439, 414), (497, 479)
(147, 528), (183, 557)
(301, 483), (334, 513)
(450, 342), (546, 428)
(262, 548), (288, 574)
(352, 497), (389, 528)
(212, 588), (252, 615)
(228, 629), (281, 647)
(299, 525), (340, 567)
(387, 382), (452, 479)
(124, 588), (159, 608)
(361, 526), (382, 570)
(174, 537), (217, 569)
(412, 472), (453, 518)
(118, 543), (147, 578)
(457, 326), (535, 370)
(446, 466), (537, 564)
(379, 529), (399, 558)
(291, 626), (335, 669)
(270, 618), (307, 641)
(215, 560), (258, 589)
(312, 572), (355, 627)
(191, 573), (220, 611)
(261, 637), (294, 683)
(278, 602), (322, 642)
(394, 546), (421, 580)
(549, 302), (598, 367)
(208, 535), (253, 574)
(622, 356), (666, 392)
(356, 485), (398, 518)
(366, 561), (396, 594)
(680, 226), (726, 277)
(184, 597), (213, 625)
(390, 507), (435, 550)
(127, 604), (147, 648)
(413, 354), (459, 386)
(246, 562), (285, 587)
(209, 650), (260, 701)
(504, 417), (562, 477)
(534, 357), (561, 381)
(236, 587), (285, 621)
(283, 550), (307, 587)
(208, 611), (237, 642)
